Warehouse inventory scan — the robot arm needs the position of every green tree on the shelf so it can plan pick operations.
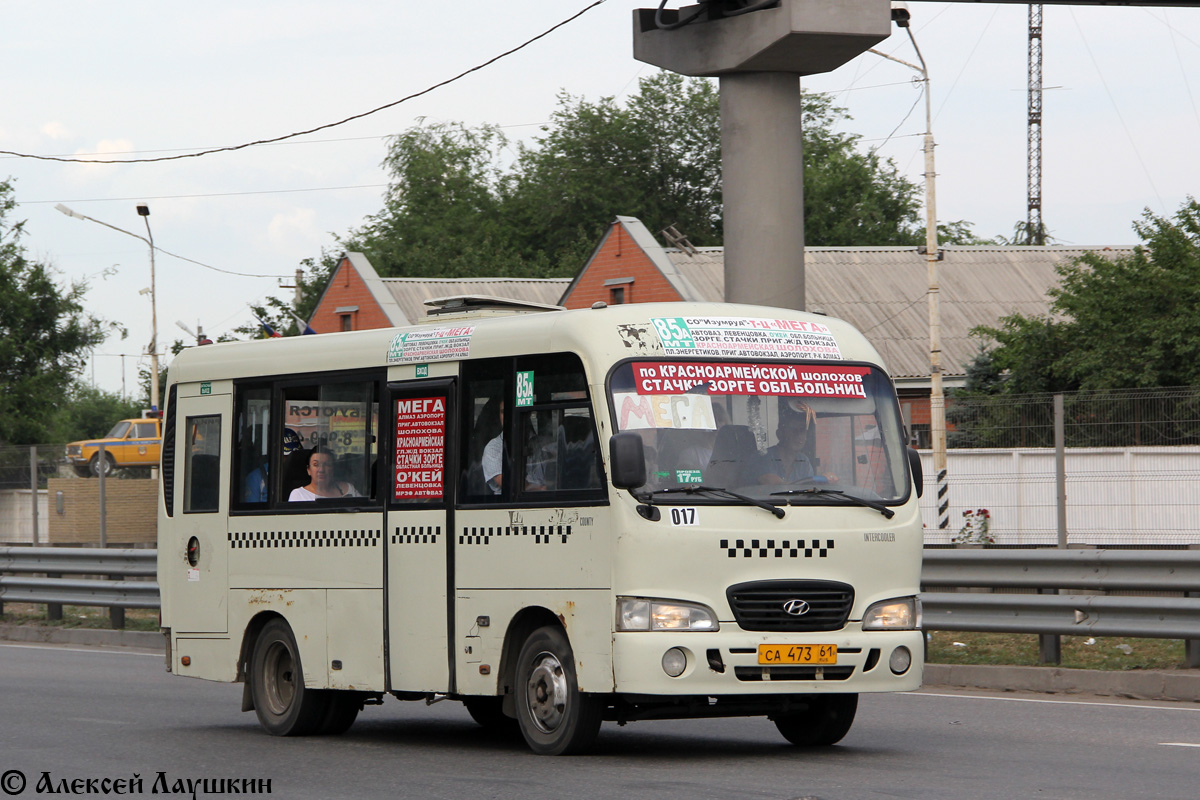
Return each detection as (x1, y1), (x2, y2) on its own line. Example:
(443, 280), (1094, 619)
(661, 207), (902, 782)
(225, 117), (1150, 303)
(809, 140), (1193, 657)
(344, 71), (981, 282)
(351, 122), (538, 279)
(0, 179), (110, 445)
(971, 199), (1200, 393)
(48, 383), (144, 444)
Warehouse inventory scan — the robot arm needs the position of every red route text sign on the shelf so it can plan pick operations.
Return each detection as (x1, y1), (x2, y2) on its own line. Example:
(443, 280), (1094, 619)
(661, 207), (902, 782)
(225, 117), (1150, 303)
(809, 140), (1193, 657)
(394, 396), (446, 500)
(632, 362), (870, 398)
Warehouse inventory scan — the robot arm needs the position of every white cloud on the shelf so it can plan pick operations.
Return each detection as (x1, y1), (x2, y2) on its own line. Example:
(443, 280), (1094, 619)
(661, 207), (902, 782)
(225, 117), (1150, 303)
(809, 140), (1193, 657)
(266, 207), (321, 259)
(67, 139), (137, 181)
(41, 121), (72, 140)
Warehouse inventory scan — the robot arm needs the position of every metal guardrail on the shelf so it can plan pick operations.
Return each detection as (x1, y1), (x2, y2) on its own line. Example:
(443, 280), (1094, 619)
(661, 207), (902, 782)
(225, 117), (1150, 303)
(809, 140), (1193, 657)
(921, 548), (1200, 667)
(0, 547), (159, 628)
(0, 547), (156, 578)
(2, 547), (1199, 657)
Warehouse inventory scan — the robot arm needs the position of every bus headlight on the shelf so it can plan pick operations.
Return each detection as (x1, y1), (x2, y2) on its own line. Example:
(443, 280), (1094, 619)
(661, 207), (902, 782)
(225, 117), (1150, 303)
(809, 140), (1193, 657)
(861, 597), (921, 630)
(617, 597), (719, 632)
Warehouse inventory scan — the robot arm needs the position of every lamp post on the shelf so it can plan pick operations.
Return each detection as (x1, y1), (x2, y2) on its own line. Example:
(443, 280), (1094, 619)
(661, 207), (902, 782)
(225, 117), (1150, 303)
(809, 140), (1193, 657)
(870, 4), (949, 532)
(56, 203), (161, 413)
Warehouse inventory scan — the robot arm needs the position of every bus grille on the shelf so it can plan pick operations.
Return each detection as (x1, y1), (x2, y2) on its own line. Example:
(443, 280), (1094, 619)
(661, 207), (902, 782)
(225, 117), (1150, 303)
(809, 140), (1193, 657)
(734, 666), (856, 682)
(726, 580), (854, 632)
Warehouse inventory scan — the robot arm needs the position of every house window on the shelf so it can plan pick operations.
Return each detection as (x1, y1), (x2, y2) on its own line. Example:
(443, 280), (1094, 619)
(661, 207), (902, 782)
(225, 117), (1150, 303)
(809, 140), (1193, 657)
(341, 314), (353, 332)
(604, 277), (633, 306)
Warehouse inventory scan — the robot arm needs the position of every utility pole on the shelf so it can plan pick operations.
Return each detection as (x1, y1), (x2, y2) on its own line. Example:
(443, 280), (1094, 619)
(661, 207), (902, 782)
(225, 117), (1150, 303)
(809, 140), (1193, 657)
(1026, 3), (1045, 244)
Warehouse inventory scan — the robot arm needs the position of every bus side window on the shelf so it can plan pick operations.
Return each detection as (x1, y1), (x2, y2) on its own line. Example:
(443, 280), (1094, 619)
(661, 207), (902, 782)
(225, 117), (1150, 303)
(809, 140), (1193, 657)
(184, 415), (222, 513)
(280, 380), (377, 503)
(512, 353), (604, 499)
(460, 361), (508, 501)
(234, 386), (271, 506)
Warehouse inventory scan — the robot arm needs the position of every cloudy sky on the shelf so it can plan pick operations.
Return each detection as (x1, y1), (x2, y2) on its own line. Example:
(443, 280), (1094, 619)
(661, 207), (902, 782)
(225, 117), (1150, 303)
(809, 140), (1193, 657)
(3, 1), (1198, 397)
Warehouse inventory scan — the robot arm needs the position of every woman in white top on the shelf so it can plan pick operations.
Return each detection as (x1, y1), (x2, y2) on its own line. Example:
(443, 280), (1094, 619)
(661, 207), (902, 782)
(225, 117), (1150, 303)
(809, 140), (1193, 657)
(288, 448), (359, 501)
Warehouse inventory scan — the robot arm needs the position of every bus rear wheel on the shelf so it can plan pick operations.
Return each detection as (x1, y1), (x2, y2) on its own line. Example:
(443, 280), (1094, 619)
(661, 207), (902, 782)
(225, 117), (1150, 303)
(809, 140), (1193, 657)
(250, 619), (327, 736)
(514, 625), (602, 755)
(772, 694), (858, 746)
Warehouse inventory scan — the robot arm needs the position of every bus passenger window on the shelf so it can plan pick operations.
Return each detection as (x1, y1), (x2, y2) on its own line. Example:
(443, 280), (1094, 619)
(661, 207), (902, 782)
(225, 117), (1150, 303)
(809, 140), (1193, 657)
(184, 415), (222, 513)
(281, 381), (377, 503)
(512, 353), (604, 499)
(234, 386), (271, 504)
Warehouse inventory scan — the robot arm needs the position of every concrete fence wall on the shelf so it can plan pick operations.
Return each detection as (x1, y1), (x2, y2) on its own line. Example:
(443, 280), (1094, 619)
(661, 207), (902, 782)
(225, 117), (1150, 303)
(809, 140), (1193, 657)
(921, 446), (1200, 547)
(0, 490), (49, 544)
(42, 479), (158, 546)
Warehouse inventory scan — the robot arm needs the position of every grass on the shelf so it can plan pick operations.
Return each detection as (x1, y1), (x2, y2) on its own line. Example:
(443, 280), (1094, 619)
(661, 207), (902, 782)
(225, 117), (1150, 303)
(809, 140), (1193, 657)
(926, 630), (1194, 671)
(0, 603), (159, 632)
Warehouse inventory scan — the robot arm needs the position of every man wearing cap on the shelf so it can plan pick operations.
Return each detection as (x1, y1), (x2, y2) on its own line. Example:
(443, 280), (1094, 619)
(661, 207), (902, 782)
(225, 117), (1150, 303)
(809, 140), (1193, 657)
(244, 428), (302, 502)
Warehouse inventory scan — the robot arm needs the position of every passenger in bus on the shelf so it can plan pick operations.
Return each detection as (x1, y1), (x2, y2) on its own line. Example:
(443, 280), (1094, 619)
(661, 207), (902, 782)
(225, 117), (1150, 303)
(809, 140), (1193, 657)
(482, 402), (506, 494)
(243, 428), (302, 502)
(748, 414), (839, 486)
(288, 447), (360, 500)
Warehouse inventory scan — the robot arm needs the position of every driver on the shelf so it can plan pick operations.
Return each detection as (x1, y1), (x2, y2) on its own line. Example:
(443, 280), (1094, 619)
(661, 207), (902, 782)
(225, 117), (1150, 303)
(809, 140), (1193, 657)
(748, 412), (839, 486)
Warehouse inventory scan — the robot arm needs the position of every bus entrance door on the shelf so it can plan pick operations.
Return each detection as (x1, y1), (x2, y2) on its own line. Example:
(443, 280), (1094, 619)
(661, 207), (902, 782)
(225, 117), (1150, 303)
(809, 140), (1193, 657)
(385, 381), (455, 693)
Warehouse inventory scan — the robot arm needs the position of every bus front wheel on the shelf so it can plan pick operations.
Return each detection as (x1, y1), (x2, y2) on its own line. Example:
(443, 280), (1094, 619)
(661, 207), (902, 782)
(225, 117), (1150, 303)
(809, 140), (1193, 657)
(514, 625), (602, 755)
(773, 693), (858, 746)
(250, 619), (327, 736)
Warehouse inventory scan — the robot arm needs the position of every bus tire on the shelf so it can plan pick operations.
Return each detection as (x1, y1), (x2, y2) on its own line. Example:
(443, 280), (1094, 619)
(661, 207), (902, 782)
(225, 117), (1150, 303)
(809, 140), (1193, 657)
(250, 619), (327, 736)
(463, 696), (519, 734)
(772, 693), (858, 747)
(316, 691), (361, 735)
(514, 625), (602, 755)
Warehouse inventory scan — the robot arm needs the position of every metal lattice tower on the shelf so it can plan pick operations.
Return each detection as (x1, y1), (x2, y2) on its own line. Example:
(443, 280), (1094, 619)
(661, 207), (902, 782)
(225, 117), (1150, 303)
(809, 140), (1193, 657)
(1026, 3), (1045, 245)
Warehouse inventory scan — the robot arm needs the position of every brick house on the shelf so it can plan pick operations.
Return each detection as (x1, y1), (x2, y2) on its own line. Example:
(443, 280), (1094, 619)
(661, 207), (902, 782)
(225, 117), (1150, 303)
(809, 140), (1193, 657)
(305, 220), (1132, 444)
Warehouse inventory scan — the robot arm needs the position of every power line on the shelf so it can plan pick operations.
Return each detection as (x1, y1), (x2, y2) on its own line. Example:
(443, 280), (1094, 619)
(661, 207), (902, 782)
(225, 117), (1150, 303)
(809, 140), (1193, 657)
(0, 0), (609, 166)
(20, 184), (388, 205)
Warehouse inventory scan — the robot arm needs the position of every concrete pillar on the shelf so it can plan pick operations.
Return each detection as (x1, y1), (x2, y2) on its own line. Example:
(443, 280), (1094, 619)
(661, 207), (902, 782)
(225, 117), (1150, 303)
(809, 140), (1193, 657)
(720, 72), (805, 309)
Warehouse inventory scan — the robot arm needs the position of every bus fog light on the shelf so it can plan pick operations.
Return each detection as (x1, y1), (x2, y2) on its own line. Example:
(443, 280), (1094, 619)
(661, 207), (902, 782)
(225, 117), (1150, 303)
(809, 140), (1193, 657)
(662, 647), (688, 678)
(889, 646), (912, 675)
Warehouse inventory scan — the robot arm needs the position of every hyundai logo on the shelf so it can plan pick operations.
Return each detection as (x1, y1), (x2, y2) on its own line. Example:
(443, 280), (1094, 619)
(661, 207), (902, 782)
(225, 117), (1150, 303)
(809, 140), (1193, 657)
(782, 599), (810, 616)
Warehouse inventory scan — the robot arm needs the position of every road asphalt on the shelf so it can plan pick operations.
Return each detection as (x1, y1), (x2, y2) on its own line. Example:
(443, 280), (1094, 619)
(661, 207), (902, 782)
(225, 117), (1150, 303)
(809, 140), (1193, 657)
(3, 622), (1197, 703)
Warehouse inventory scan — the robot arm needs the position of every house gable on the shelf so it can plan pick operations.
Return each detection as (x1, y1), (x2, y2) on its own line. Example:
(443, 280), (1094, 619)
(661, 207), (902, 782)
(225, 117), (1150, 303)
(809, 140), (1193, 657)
(559, 217), (688, 309)
(309, 252), (405, 333)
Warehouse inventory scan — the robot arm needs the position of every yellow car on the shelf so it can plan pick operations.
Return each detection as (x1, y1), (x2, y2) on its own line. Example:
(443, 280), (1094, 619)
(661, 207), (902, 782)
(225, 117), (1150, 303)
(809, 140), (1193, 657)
(65, 417), (162, 477)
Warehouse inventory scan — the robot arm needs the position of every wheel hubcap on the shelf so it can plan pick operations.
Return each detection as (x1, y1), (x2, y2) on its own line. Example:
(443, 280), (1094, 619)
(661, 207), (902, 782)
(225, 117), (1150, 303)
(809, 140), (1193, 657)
(525, 650), (568, 733)
(262, 641), (296, 715)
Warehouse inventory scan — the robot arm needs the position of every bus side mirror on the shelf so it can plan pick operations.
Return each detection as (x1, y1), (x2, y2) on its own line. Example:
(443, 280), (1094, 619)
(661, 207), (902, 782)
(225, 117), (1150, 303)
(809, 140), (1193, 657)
(609, 432), (647, 490)
(907, 447), (923, 498)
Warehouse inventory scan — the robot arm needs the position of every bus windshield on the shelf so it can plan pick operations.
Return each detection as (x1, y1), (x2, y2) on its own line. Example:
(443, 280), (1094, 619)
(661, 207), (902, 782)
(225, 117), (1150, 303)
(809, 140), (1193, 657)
(608, 360), (909, 504)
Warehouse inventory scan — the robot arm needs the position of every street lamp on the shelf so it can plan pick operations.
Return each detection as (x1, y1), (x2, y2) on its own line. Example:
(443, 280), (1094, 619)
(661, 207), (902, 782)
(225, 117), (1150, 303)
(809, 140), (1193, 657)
(869, 3), (950, 532)
(56, 203), (162, 413)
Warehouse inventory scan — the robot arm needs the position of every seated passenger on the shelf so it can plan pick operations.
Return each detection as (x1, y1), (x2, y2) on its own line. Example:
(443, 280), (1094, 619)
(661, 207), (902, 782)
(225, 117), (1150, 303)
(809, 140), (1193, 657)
(288, 447), (360, 500)
(748, 415), (839, 486)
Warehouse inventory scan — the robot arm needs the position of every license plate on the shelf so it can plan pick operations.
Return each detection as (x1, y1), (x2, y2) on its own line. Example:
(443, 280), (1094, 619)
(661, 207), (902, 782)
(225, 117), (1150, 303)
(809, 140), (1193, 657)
(757, 644), (838, 665)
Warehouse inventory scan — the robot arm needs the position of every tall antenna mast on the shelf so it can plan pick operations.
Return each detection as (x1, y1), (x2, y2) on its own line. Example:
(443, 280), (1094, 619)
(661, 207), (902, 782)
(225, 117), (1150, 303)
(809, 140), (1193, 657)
(1026, 3), (1045, 245)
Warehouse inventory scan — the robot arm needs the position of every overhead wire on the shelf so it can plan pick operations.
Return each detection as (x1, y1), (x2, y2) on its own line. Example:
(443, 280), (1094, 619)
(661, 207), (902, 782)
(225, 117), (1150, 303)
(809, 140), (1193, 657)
(0, 0), (609, 165)
(1068, 8), (1166, 214)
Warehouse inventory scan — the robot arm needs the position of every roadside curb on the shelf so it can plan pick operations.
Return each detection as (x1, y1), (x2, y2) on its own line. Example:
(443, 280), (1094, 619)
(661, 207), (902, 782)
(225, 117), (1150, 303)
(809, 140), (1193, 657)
(0, 623), (162, 651)
(924, 663), (1200, 703)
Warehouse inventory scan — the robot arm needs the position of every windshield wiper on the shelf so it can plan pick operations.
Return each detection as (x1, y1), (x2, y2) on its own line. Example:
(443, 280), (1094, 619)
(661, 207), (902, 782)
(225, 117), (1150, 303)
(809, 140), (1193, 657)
(636, 485), (785, 519)
(770, 487), (895, 519)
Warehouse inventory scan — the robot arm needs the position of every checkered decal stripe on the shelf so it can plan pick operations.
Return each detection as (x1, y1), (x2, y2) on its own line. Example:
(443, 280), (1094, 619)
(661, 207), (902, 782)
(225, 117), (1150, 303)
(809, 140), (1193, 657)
(229, 529), (381, 549)
(459, 525), (572, 546)
(392, 526), (441, 545)
(720, 538), (835, 558)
